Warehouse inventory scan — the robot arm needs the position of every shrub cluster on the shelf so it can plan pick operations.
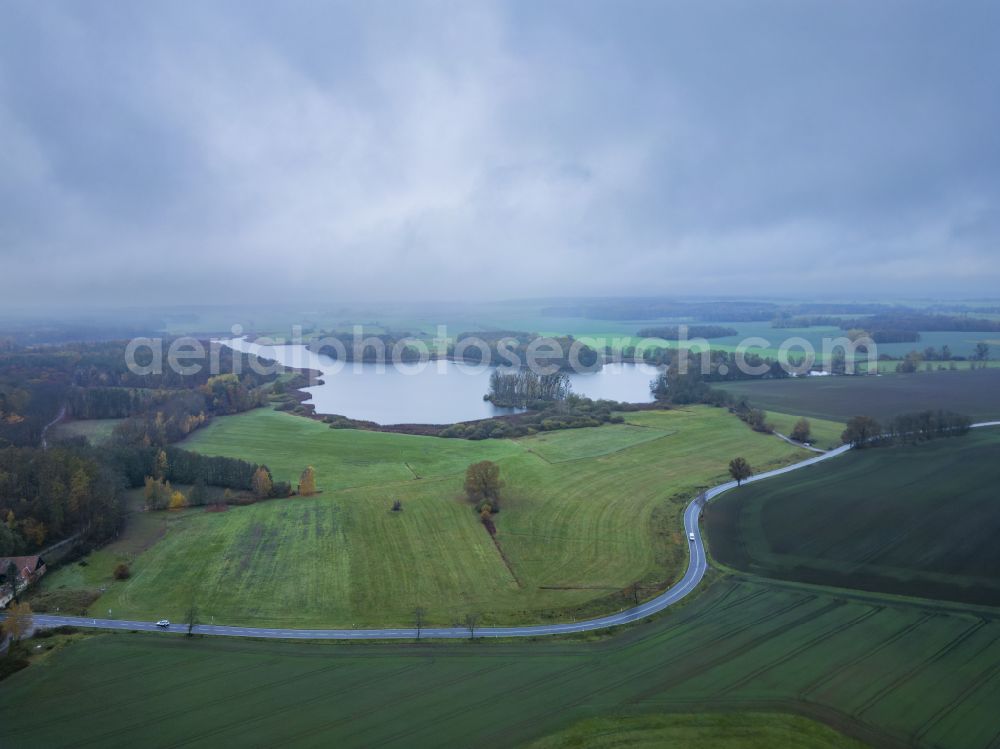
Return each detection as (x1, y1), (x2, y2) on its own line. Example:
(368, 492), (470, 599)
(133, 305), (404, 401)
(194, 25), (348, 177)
(440, 396), (631, 440)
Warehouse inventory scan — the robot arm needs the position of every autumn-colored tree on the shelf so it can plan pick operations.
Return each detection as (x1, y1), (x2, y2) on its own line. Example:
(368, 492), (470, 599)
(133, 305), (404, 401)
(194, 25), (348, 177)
(143, 476), (171, 510)
(2, 601), (32, 643)
(790, 418), (812, 443)
(155, 449), (169, 480)
(252, 466), (273, 499)
(21, 517), (46, 546)
(168, 490), (188, 511)
(69, 467), (90, 515)
(298, 466), (317, 496)
(464, 461), (503, 510)
(728, 457), (753, 486)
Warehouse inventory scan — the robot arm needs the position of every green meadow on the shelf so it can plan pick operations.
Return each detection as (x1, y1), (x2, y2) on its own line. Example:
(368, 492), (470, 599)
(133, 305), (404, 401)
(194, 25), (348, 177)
(49, 406), (806, 628)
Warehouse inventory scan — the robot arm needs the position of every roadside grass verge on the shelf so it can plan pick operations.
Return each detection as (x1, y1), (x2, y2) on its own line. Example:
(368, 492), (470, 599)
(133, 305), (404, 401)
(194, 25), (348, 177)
(764, 411), (844, 450)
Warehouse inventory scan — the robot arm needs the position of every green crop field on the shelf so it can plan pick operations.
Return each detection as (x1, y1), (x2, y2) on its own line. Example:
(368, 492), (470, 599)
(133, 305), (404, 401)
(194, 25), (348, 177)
(716, 367), (1000, 423)
(706, 428), (1000, 606)
(44, 406), (806, 628)
(526, 713), (868, 749)
(4, 578), (999, 748)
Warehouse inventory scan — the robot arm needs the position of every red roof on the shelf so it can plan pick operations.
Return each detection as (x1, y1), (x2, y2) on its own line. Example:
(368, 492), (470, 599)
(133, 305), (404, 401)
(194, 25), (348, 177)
(0, 555), (45, 578)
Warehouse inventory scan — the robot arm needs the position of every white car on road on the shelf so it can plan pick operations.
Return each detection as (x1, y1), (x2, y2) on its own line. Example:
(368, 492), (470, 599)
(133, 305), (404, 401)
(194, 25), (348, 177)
(688, 532), (696, 542)
(156, 619), (170, 628)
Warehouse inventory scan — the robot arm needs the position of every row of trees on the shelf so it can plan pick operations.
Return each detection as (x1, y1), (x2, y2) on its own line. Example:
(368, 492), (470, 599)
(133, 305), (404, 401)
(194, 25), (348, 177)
(842, 410), (972, 447)
(636, 325), (738, 340)
(894, 343), (989, 373)
(142, 461), (318, 510)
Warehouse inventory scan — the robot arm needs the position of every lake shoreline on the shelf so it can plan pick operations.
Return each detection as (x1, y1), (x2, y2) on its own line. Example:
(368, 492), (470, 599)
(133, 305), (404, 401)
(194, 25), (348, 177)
(222, 339), (660, 427)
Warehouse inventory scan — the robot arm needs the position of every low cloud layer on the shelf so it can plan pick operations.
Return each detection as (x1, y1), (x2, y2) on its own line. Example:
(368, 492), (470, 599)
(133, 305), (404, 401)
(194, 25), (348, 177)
(2, 1), (998, 308)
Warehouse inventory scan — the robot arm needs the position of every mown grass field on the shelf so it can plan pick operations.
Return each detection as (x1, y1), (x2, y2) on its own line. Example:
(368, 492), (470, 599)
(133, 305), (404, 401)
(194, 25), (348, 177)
(716, 367), (1000, 423)
(55, 406), (805, 628)
(51, 418), (124, 445)
(762, 411), (844, 450)
(706, 428), (1000, 606)
(5, 578), (999, 748)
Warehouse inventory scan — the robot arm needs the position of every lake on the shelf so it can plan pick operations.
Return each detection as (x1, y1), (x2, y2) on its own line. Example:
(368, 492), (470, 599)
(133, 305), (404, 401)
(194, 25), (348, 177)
(223, 338), (658, 424)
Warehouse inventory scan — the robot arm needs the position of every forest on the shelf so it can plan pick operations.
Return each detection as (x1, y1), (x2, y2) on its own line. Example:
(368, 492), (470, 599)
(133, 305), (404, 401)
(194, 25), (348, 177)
(635, 325), (737, 339)
(0, 338), (286, 558)
(308, 330), (601, 371)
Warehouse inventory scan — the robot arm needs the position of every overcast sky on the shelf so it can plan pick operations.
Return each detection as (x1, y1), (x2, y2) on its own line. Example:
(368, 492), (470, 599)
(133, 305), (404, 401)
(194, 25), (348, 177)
(1, 1), (998, 308)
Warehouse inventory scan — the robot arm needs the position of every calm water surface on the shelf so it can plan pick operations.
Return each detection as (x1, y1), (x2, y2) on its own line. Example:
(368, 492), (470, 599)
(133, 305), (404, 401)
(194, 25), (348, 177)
(224, 339), (657, 424)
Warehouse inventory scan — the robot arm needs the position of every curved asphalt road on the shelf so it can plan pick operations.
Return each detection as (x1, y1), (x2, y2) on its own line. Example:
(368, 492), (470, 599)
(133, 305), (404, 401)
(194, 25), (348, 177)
(16, 422), (1000, 640)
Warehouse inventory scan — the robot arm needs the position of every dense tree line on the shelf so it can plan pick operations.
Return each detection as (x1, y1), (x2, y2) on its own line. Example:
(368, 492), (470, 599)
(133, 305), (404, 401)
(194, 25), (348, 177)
(637, 325), (737, 339)
(309, 332), (425, 363)
(104, 445), (260, 491)
(453, 332), (600, 371)
(485, 369), (570, 408)
(0, 341), (282, 448)
(839, 313), (1000, 333)
(868, 330), (922, 343)
(842, 411), (972, 447)
(647, 352), (789, 400)
(894, 343), (988, 373)
(884, 411), (972, 443)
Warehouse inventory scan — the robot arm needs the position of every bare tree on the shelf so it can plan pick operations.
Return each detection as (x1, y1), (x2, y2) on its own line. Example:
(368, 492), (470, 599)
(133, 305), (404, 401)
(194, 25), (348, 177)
(185, 599), (199, 637)
(626, 582), (642, 607)
(414, 606), (426, 640)
(464, 613), (480, 640)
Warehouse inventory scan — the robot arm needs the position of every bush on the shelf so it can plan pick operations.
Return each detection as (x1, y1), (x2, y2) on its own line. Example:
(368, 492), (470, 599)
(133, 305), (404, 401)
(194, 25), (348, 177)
(0, 655), (29, 682)
(113, 563), (131, 580)
(32, 625), (78, 639)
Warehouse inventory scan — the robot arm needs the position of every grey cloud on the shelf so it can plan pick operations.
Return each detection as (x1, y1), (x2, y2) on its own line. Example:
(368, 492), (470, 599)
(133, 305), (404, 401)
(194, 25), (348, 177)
(1, 0), (998, 308)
